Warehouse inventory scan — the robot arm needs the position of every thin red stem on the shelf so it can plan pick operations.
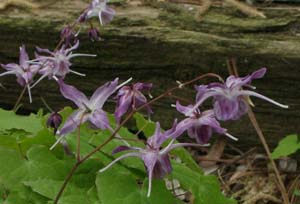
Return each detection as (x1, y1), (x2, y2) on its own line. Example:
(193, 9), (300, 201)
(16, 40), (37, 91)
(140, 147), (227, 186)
(53, 73), (223, 203)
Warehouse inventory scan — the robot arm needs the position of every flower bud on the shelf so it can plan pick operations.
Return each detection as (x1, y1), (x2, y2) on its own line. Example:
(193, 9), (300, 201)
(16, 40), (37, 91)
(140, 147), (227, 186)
(47, 112), (62, 134)
(88, 28), (101, 42)
(60, 26), (76, 45)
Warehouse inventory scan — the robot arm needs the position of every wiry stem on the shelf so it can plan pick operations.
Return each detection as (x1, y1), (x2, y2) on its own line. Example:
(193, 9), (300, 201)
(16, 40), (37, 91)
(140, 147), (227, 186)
(53, 73), (222, 204)
(247, 107), (290, 204)
(229, 59), (290, 204)
(12, 86), (26, 112)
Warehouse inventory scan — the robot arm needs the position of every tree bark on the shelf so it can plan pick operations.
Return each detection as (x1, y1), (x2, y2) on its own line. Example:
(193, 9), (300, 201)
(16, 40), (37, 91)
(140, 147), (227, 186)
(0, 1), (299, 149)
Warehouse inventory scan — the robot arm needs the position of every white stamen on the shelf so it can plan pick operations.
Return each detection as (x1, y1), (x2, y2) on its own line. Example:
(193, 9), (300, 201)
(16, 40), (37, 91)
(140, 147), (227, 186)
(99, 12), (103, 26)
(107, 126), (130, 147)
(68, 53), (97, 59)
(0, 71), (15, 77)
(147, 170), (153, 197)
(241, 90), (289, 109)
(50, 135), (67, 150)
(69, 69), (86, 77)
(116, 77), (133, 90)
(160, 139), (176, 155)
(30, 74), (48, 89)
(99, 152), (140, 173)
(170, 104), (176, 108)
(225, 133), (238, 141)
(176, 80), (184, 88)
(53, 76), (59, 81)
(161, 142), (210, 154)
(27, 85), (32, 103)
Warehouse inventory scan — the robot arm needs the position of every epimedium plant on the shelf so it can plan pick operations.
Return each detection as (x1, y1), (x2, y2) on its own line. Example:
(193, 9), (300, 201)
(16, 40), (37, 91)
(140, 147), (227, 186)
(0, 0), (289, 204)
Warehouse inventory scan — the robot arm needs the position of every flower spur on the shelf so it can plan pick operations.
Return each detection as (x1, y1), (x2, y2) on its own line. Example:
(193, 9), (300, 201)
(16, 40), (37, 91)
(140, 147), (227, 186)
(192, 68), (288, 121)
(0, 45), (40, 103)
(99, 121), (209, 197)
(50, 77), (132, 150)
(29, 41), (96, 88)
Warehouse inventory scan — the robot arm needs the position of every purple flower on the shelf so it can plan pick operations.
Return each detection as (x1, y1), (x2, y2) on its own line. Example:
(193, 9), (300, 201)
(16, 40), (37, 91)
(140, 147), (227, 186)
(176, 101), (236, 143)
(60, 26), (76, 45)
(47, 112), (63, 134)
(114, 82), (153, 123)
(0, 45), (40, 103)
(30, 41), (96, 88)
(88, 28), (101, 41)
(99, 121), (208, 197)
(81, 0), (115, 25)
(193, 68), (288, 121)
(50, 78), (121, 149)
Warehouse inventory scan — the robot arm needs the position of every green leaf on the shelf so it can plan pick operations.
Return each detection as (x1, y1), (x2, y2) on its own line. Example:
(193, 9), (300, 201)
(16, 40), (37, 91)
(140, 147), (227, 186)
(134, 113), (156, 137)
(272, 134), (300, 159)
(172, 163), (236, 204)
(294, 189), (300, 196)
(23, 179), (84, 200)
(96, 165), (182, 204)
(0, 108), (43, 134)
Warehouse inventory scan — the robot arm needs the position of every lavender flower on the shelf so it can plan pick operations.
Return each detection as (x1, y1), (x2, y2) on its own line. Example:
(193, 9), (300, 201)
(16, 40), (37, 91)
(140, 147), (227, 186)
(80, 0), (115, 25)
(0, 45), (40, 103)
(50, 78), (131, 150)
(176, 101), (236, 144)
(88, 27), (101, 41)
(60, 26), (76, 45)
(99, 121), (208, 197)
(30, 41), (96, 88)
(47, 112), (63, 135)
(114, 82), (153, 123)
(192, 68), (288, 121)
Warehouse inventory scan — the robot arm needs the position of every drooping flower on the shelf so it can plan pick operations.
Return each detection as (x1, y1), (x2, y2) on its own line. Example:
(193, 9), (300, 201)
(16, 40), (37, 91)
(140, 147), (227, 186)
(114, 82), (153, 123)
(99, 121), (208, 197)
(88, 27), (101, 41)
(192, 68), (288, 121)
(80, 0), (115, 25)
(50, 78), (131, 149)
(60, 26), (77, 45)
(0, 45), (40, 103)
(30, 41), (96, 88)
(175, 101), (236, 144)
(47, 112), (63, 134)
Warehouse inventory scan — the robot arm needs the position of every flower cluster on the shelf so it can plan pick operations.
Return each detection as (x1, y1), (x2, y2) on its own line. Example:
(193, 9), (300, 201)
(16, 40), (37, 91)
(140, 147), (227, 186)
(0, 0), (289, 200)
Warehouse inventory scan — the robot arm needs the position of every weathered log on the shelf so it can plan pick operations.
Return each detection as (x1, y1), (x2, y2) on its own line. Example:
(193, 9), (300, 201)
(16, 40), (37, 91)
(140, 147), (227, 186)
(0, 1), (299, 150)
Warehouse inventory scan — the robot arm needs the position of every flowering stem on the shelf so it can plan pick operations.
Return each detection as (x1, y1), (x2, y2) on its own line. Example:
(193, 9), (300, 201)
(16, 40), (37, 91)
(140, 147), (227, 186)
(12, 86), (26, 112)
(247, 106), (290, 204)
(228, 58), (290, 204)
(53, 73), (222, 204)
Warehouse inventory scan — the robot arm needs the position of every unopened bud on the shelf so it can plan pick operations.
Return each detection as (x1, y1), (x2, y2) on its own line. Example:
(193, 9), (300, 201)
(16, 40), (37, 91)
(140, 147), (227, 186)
(88, 28), (101, 42)
(47, 112), (62, 134)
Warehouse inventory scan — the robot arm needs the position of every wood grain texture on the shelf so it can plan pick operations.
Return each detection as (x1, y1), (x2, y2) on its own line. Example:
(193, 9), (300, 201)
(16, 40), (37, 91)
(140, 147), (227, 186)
(0, 1), (299, 149)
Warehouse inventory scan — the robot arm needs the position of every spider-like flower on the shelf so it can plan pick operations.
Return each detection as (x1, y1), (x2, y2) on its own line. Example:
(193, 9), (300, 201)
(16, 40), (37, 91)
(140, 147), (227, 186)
(99, 121), (208, 197)
(50, 78), (131, 150)
(192, 68), (288, 121)
(30, 41), (96, 88)
(176, 101), (237, 144)
(80, 0), (115, 25)
(114, 82), (153, 123)
(0, 45), (40, 103)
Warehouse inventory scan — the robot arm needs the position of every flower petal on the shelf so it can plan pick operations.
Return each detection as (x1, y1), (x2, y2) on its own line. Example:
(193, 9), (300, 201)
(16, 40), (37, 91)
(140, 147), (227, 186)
(58, 79), (89, 109)
(19, 45), (29, 66)
(59, 110), (87, 135)
(213, 97), (240, 121)
(88, 109), (110, 130)
(90, 78), (118, 109)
